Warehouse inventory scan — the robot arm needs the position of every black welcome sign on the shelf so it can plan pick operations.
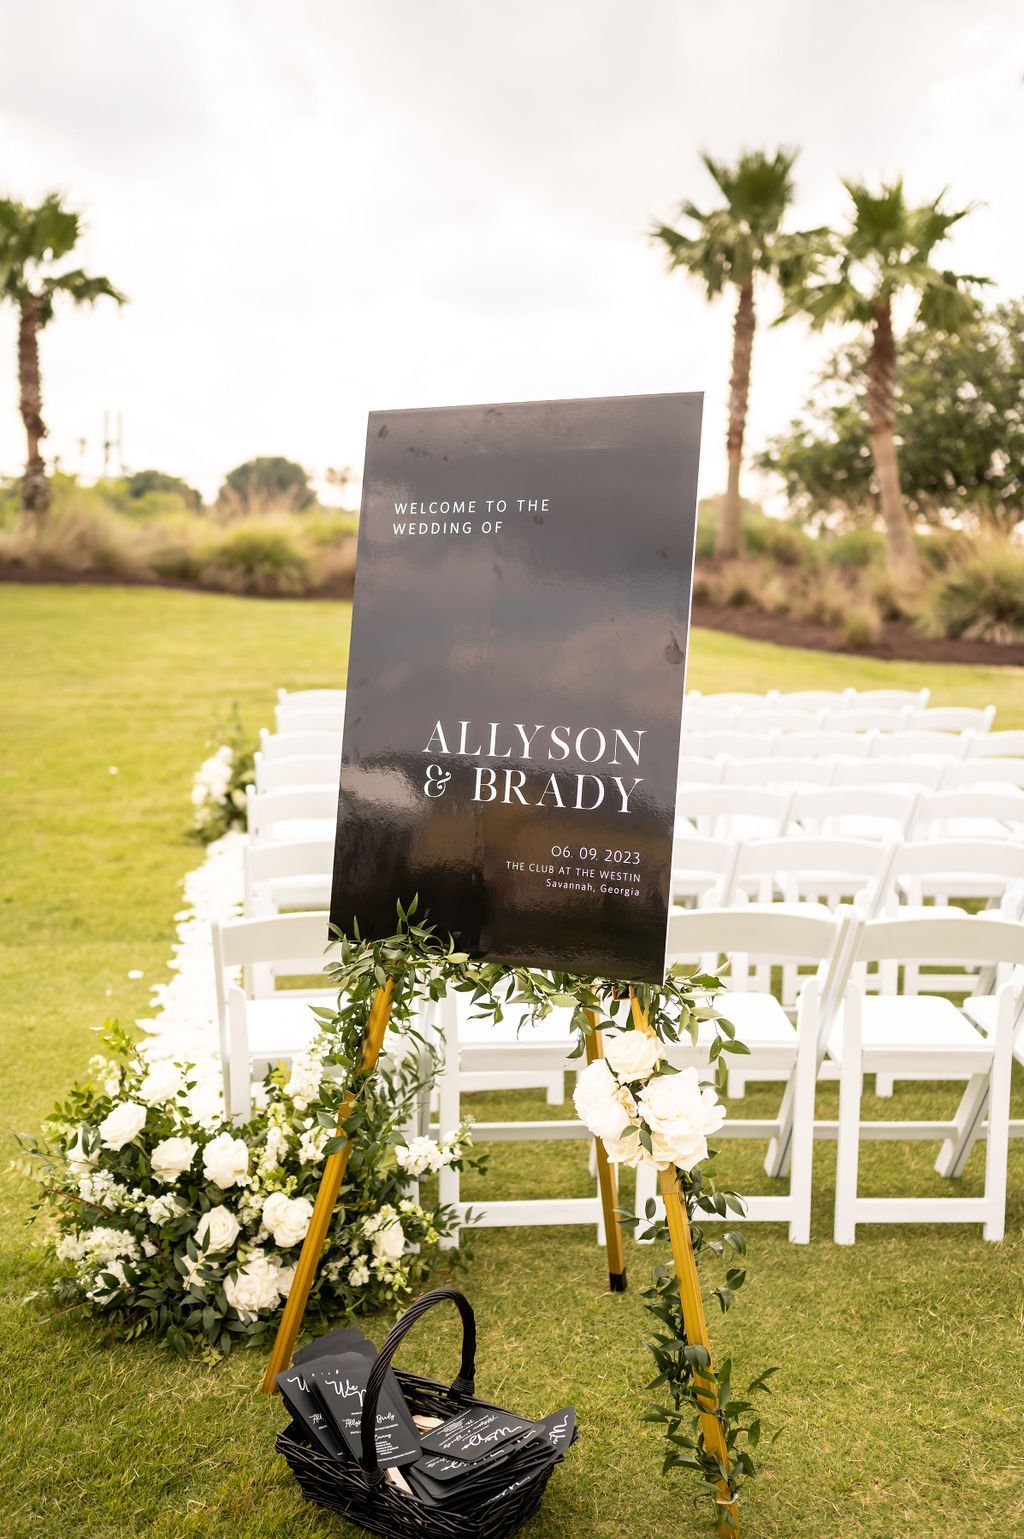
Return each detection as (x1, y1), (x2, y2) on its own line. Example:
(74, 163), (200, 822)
(330, 392), (702, 982)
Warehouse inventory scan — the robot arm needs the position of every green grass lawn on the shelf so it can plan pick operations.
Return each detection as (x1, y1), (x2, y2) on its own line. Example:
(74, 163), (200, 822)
(1, 585), (1022, 1539)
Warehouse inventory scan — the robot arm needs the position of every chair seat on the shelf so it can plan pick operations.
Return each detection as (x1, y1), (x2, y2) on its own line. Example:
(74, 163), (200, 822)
(263, 874), (333, 910)
(962, 995), (997, 1035)
(712, 990), (797, 1044)
(829, 994), (993, 1070)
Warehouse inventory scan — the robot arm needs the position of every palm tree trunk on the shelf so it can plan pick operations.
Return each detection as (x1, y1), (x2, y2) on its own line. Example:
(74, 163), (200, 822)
(18, 295), (50, 525)
(866, 299), (921, 586)
(716, 278), (755, 559)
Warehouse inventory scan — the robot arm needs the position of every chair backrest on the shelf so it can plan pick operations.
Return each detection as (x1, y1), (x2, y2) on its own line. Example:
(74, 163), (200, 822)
(277, 688), (347, 718)
(870, 731), (968, 761)
(670, 835), (738, 903)
(691, 692), (770, 712)
(665, 904), (856, 1022)
(675, 785), (792, 837)
(254, 755), (341, 793)
(211, 912), (337, 1032)
(776, 730), (873, 759)
(851, 688), (929, 710)
(274, 709), (346, 735)
(259, 729), (342, 760)
(832, 759), (944, 789)
(825, 706), (912, 732)
(853, 912), (1024, 969)
(684, 731), (766, 760)
(966, 730), (1024, 759)
(906, 704), (995, 734)
(683, 707), (738, 732)
(730, 836), (895, 911)
(723, 757), (835, 789)
(676, 758), (724, 787)
(774, 689), (854, 711)
(793, 785), (918, 838)
(745, 709), (823, 734)
(243, 838), (336, 911)
(886, 839), (1024, 901)
(911, 789), (1024, 838)
(941, 760), (1024, 791)
(246, 785), (339, 842)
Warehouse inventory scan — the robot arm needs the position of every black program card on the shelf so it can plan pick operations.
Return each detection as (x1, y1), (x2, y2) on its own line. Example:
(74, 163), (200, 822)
(293, 1326), (376, 1365)
(309, 1352), (422, 1469)
(419, 1406), (536, 1462)
(274, 1365), (347, 1459)
(536, 1407), (576, 1453)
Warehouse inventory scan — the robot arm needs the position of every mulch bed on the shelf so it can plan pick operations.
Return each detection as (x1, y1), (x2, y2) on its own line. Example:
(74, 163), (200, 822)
(3, 566), (1021, 666)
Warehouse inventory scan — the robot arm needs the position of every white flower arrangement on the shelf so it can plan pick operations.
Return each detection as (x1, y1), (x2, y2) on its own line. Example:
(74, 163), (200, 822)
(573, 1028), (726, 1172)
(19, 1020), (479, 1356)
(190, 708), (255, 843)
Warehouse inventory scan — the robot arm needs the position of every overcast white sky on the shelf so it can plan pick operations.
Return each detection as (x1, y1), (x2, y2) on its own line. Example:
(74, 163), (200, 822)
(1, 0), (1021, 503)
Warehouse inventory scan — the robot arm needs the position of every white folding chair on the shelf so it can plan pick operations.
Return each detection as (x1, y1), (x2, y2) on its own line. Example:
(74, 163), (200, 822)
(833, 758), (944, 790)
(887, 839), (1024, 912)
(246, 785), (339, 844)
(723, 757), (835, 789)
(728, 836), (895, 915)
(253, 754), (341, 793)
(826, 706), (913, 732)
(670, 833), (738, 906)
(907, 705), (995, 734)
(965, 730), (1024, 759)
(431, 993), (598, 1245)
(243, 838), (335, 916)
(676, 785), (793, 839)
(911, 789), (1024, 842)
(211, 912), (337, 1117)
(259, 728), (341, 760)
(692, 692), (770, 713)
(683, 707), (739, 732)
(633, 906), (855, 1243)
(940, 760), (1024, 791)
(828, 913), (1021, 1243)
(792, 785), (919, 841)
(870, 731), (968, 762)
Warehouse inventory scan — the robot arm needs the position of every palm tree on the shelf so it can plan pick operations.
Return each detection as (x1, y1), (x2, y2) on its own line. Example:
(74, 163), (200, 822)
(781, 181), (987, 586)
(0, 194), (126, 523)
(652, 149), (818, 559)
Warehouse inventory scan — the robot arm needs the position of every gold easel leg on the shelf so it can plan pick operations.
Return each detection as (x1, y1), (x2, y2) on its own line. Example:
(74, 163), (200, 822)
(584, 1009), (627, 1292)
(630, 992), (738, 1535)
(260, 979), (395, 1392)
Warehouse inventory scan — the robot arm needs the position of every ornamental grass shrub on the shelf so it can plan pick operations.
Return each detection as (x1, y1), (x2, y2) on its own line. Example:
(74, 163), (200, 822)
(198, 520), (312, 596)
(919, 538), (1024, 644)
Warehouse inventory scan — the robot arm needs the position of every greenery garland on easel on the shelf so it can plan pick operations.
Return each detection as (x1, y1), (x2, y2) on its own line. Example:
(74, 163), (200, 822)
(301, 907), (774, 1535)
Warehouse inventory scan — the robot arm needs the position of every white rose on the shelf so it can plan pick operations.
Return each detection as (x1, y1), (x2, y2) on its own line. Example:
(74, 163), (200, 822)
(573, 1060), (636, 1142)
(638, 1070), (726, 1172)
(601, 1127), (646, 1167)
(261, 1191), (313, 1249)
(372, 1215), (405, 1263)
(223, 1256), (282, 1322)
(202, 1133), (249, 1189)
(150, 1136), (198, 1184)
(275, 1264), (295, 1299)
(195, 1204), (241, 1254)
(98, 1101), (148, 1151)
(603, 1029), (661, 1083)
(186, 1079), (223, 1127)
(138, 1062), (183, 1105)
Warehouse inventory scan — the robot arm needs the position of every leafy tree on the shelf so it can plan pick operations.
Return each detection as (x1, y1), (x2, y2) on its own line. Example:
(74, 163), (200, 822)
(0, 194), (126, 523)
(779, 180), (988, 585)
(220, 455), (314, 511)
(652, 149), (821, 558)
(759, 300), (1024, 526)
(126, 469), (202, 511)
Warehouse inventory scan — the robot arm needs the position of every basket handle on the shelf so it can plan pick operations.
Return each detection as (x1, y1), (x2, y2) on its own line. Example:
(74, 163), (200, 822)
(358, 1287), (477, 1482)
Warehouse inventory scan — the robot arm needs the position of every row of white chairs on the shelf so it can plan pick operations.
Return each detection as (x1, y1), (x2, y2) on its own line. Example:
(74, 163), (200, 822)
(689, 704), (995, 736)
(683, 727), (1021, 762)
(210, 903), (1024, 1246)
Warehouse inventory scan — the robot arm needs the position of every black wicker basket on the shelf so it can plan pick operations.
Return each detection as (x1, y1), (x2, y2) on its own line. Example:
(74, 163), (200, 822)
(276, 1288), (571, 1539)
